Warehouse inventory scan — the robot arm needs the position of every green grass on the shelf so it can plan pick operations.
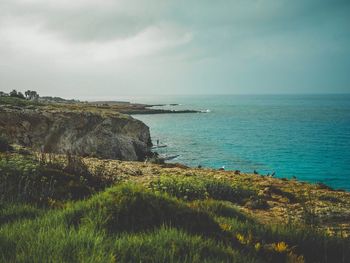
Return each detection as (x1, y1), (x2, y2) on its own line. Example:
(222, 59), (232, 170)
(0, 203), (43, 225)
(113, 227), (258, 263)
(0, 184), (256, 263)
(63, 183), (221, 235)
(0, 96), (41, 107)
(149, 175), (257, 204)
(0, 153), (349, 262)
(1, 182), (349, 262)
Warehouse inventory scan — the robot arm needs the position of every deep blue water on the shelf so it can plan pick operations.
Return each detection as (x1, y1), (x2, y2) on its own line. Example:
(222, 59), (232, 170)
(133, 94), (350, 191)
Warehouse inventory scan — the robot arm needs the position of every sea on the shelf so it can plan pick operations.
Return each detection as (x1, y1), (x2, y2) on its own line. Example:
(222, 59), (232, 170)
(132, 94), (350, 191)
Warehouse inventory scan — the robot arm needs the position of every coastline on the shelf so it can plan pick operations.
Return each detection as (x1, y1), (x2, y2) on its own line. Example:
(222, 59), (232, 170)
(133, 94), (350, 191)
(88, 101), (201, 115)
(1, 94), (350, 262)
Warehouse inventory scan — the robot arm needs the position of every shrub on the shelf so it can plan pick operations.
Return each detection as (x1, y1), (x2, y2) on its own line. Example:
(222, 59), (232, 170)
(0, 136), (12, 152)
(149, 176), (256, 204)
(204, 179), (255, 204)
(0, 96), (39, 106)
(149, 176), (207, 201)
(0, 154), (102, 205)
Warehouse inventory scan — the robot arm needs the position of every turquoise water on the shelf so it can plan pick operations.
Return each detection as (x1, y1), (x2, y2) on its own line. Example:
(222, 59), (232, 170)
(133, 94), (350, 191)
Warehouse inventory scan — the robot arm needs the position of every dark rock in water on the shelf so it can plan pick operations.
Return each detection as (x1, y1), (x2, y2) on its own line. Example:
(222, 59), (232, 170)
(0, 107), (152, 161)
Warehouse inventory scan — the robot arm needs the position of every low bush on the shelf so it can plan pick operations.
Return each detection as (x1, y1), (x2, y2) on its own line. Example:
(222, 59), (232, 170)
(149, 176), (207, 201)
(205, 179), (256, 204)
(149, 176), (256, 204)
(0, 154), (104, 205)
(0, 96), (40, 107)
(0, 136), (12, 152)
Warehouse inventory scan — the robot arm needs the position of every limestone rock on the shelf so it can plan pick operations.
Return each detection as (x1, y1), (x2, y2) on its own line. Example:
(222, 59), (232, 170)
(0, 107), (152, 161)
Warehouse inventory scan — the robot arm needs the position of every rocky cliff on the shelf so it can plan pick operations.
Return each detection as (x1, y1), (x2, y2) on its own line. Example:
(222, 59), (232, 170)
(0, 106), (152, 160)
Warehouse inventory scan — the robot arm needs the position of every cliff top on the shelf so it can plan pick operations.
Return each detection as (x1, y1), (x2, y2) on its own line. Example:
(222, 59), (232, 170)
(0, 95), (199, 115)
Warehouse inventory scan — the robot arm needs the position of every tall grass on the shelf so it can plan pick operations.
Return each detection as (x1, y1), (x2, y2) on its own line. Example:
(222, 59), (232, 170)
(114, 227), (259, 263)
(0, 163), (349, 262)
(0, 184), (257, 263)
(0, 153), (107, 205)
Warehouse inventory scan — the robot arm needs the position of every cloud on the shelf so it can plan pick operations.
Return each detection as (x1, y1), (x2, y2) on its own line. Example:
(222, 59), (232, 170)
(0, 0), (349, 97)
(0, 18), (192, 67)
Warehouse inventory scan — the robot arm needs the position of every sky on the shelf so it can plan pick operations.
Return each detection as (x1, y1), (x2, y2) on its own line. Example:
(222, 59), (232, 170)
(0, 0), (349, 100)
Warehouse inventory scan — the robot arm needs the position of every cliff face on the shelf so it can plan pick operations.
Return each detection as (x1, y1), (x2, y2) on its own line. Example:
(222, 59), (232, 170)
(0, 106), (152, 161)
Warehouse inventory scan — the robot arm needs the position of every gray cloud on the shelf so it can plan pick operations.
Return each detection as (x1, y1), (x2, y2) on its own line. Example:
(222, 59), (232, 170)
(0, 0), (349, 99)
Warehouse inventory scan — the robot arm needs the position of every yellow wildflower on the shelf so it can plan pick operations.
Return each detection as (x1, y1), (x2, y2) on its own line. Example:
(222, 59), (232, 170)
(273, 241), (288, 253)
(236, 233), (245, 244)
(220, 223), (231, 231)
(254, 242), (261, 252)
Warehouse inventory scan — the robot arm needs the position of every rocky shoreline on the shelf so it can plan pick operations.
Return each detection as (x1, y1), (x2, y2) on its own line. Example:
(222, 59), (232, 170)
(0, 96), (202, 161)
(89, 101), (201, 114)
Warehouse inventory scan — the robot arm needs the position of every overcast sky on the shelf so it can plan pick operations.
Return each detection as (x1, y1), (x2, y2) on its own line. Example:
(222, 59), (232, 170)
(0, 0), (349, 100)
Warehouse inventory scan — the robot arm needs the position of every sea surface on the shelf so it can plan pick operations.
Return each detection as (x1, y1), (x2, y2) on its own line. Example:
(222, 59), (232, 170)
(133, 94), (350, 191)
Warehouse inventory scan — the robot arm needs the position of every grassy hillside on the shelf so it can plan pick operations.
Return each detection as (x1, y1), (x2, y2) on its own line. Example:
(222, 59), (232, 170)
(0, 149), (349, 263)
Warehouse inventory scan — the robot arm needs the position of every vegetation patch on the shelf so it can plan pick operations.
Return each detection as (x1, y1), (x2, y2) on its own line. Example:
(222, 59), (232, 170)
(0, 149), (349, 262)
(80, 184), (221, 235)
(190, 200), (250, 222)
(0, 203), (43, 225)
(0, 153), (108, 205)
(113, 227), (254, 263)
(149, 175), (256, 204)
(0, 136), (12, 152)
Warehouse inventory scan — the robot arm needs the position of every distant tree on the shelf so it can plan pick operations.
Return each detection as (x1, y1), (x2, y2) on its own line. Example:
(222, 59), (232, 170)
(25, 90), (39, 100)
(25, 90), (30, 99)
(9, 89), (18, 97)
(17, 92), (25, 99)
(0, 91), (6, 97)
(9, 89), (26, 99)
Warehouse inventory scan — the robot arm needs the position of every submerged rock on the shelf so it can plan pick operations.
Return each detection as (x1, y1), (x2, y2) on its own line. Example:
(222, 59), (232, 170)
(0, 107), (152, 160)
